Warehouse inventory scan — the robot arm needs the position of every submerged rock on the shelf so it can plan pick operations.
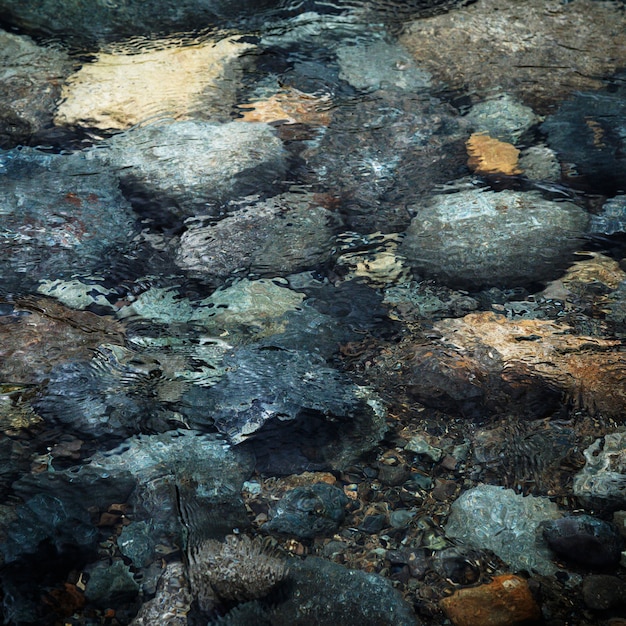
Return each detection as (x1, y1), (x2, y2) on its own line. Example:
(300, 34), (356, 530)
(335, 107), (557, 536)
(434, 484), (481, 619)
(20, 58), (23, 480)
(574, 432), (626, 510)
(0, 148), (137, 294)
(55, 35), (254, 131)
(84, 560), (139, 608)
(400, 189), (588, 289)
(445, 484), (561, 575)
(0, 30), (73, 148)
(92, 121), (286, 220)
(269, 557), (420, 626)
(542, 88), (626, 194)
(400, 0), (626, 112)
(589, 195), (626, 236)
(264, 483), (348, 539)
(176, 193), (342, 279)
(201, 346), (387, 474)
(304, 91), (467, 232)
(0, 0), (282, 46)
(542, 514), (624, 568)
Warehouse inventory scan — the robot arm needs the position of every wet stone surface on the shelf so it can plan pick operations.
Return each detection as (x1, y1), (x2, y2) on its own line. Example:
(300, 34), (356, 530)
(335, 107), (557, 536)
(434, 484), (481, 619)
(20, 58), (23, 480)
(1, 1), (626, 625)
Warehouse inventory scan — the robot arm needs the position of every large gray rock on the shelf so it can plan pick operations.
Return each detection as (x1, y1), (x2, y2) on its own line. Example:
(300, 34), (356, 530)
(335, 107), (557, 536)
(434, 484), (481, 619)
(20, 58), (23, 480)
(92, 121), (286, 219)
(400, 189), (588, 289)
(0, 29), (73, 148)
(176, 192), (342, 279)
(445, 484), (561, 575)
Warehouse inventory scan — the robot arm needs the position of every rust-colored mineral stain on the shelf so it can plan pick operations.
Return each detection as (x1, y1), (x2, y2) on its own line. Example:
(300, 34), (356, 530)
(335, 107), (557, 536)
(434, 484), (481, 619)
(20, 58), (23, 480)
(440, 574), (541, 626)
(466, 132), (522, 176)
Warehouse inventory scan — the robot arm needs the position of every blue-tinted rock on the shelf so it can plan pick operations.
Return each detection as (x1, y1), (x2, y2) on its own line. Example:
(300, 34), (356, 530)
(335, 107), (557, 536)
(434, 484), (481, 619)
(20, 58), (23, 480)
(0, 147), (137, 295)
(589, 195), (626, 236)
(542, 515), (624, 568)
(445, 484), (561, 575)
(84, 560), (139, 607)
(542, 89), (626, 194)
(400, 189), (588, 289)
(117, 522), (156, 568)
(269, 557), (420, 626)
(201, 345), (387, 473)
(93, 121), (286, 220)
(264, 483), (348, 539)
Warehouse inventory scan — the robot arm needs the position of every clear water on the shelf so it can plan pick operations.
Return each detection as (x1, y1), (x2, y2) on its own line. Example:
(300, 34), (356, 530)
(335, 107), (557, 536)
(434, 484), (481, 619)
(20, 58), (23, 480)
(1, 1), (626, 624)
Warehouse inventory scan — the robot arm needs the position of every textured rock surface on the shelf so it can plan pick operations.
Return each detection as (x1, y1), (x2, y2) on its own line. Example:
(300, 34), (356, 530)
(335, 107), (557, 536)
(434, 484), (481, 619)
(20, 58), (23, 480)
(445, 485), (562, 575)
(400, 189), (588, 289)
(400, 0), (626, 111)
(440, 574), (541, 626)
(176, 193), (342, 279)
(55, 36), (253, 130)
(92, 121), (286, 219)
(0, 148), (137, 293)
(0, 30), (73, 148)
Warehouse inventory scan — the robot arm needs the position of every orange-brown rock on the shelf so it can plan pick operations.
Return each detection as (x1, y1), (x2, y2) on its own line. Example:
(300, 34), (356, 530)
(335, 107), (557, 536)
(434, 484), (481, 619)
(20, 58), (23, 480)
(440, 574), (541, 626)
(236, 87), (332, 127)
(466, 133), (522, 176)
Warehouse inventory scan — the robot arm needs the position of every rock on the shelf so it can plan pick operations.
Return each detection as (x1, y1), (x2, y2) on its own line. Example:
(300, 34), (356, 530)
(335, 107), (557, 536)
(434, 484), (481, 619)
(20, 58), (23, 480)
(336, 40), (431, 93)
(389, 509), (415, 529)
(176, 193), (342, 279)
(117, 522), (156, 568)
(614, 511), (626, 539)
(466, 133), (522, 176)
(0, 29), (73, 148)
(92, 121), (286, 220)
(400, 0), (626, 112)
(84, 560), (139, 608)
(400, 189), (588, 289)
(542, 515), (624, 568)
(55, 36), (254, 130)
(518, 145), (561, 181)
(542, 88), (626, 194)
(129, 561), (192, 626)
(0, 0), (282, 47)
(445, 484), (561, 575)
(582, 575), (626, 610)
(304, 91), (468, 232)
(464, 94), (537, 145)
(431, 547), (480, 585)
(201, 345), (387, 474)
(265, 483), (348, 539)
(0, 299), (124, 385)
(268, 557), (420, 626)
(574, 432), (626, 510)
(589, 195), (626, 236)
(0, 147), (137, 294)
(440, 574), (541, 626)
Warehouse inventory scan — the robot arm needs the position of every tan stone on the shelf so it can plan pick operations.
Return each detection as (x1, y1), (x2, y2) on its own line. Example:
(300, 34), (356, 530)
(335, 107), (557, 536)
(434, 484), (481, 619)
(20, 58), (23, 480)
(55, 36), (253, 130)
(440, 574), (541, 626)
(466, 133), (522, 176)
(400, 0), (626, 112)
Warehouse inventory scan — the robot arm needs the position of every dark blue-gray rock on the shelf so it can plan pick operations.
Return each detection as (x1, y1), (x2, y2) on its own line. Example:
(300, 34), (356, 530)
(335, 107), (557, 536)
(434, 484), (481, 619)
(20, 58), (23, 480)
(176, 192), (342, 280)
(268, 557), (421, 626)
(582, 575), (626, 610)
(200, 345), (387, 474)
(0, 0), (282, 47)
(359, 514), (387, 534)
(0, 147), (137, 295)
(304, 92), (468, 232)
(542, 88), (626, 194)
(400, 189), (588, 289)
(542, 515), (624, 568)
(92, 121), (286, 220)
(117, 522), (156, 568)
(84, 560), (139, 608)
(0, 30), (73, 148)
(264, 483), (348, 539)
